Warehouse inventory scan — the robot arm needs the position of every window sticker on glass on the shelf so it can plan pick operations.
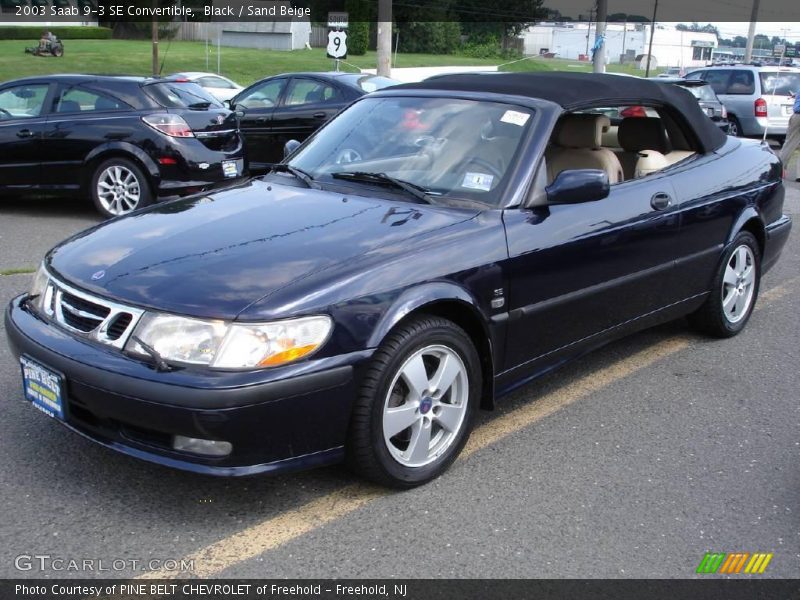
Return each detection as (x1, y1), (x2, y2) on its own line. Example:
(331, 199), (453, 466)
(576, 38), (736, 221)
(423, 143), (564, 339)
(461, 172), (494, 191)
(500, 110), (530, 126)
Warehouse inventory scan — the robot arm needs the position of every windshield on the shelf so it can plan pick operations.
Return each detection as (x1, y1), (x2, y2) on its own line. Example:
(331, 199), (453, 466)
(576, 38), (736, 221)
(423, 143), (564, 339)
(759, 71), (800, 96)
(680, 84), (717, 101)
(288, 96), (533, 206)
(145, 81), (224, 108)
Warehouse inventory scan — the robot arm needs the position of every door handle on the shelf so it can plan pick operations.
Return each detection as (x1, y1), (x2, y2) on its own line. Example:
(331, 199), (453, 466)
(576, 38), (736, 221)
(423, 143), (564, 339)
(651, 192), (673, 211)
(16, 129), (34, 138)
(313, 112), (326, 119)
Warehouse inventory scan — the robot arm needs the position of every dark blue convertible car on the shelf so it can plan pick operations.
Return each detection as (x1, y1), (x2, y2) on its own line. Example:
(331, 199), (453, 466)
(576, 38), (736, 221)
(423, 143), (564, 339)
(5, 73), (792, 487)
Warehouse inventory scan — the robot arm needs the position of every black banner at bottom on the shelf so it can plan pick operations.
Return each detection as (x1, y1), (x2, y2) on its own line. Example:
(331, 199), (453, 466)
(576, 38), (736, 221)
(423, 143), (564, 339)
(4, 579), (800, 600)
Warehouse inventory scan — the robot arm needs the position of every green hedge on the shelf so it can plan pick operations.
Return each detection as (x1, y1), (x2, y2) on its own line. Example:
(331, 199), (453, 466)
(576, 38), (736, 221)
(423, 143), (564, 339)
(0, 26), (112, 40)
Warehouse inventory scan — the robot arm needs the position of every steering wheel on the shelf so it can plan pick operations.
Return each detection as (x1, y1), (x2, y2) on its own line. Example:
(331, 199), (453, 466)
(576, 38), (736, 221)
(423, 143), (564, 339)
(0, 108), (12, 119)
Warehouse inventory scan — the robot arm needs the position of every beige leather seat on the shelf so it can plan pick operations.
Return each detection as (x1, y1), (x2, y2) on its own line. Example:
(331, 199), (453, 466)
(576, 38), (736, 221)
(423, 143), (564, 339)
(617, 117), (696, 179)
(546, 114), (624, 184)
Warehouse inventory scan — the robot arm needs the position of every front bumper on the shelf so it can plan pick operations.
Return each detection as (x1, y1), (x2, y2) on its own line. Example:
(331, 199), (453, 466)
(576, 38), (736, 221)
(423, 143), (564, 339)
(5, 295), (370, 476)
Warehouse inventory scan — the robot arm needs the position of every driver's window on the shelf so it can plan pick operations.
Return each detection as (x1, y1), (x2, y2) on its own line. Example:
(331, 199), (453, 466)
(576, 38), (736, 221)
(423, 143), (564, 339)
(237, 79), (284, 109)
(0, 84), (49, 120)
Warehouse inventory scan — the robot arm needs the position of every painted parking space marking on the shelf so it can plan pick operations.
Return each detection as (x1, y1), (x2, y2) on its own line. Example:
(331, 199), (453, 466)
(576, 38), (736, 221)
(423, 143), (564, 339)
(138, 277), (796, 579)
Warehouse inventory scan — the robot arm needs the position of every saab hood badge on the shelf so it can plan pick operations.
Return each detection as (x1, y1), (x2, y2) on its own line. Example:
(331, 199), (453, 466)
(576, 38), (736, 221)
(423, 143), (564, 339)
(216, 115), (224, 125)
(91, 270), (106, 281)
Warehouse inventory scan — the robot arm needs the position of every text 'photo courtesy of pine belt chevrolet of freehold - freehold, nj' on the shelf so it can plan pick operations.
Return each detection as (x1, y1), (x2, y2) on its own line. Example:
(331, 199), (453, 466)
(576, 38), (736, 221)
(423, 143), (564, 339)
(0, 0), (799, 599)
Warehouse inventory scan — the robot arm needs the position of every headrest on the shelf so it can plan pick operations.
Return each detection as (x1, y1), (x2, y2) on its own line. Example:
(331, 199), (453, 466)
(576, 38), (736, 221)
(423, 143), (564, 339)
(554, 114), (610, 149)
(618, 117), (669, 154)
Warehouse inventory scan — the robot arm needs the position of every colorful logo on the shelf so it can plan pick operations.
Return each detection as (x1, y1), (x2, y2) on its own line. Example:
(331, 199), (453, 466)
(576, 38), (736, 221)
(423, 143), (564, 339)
(696, 552), (773, 574)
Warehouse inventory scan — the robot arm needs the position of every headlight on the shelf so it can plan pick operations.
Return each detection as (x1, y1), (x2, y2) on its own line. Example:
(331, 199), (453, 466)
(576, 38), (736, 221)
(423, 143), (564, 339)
(126, 313), (332, 369)
(28, 263), (50, 313)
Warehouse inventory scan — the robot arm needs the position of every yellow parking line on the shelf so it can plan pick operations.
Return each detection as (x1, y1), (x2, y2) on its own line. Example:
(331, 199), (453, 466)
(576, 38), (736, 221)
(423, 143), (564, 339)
(138, 485), (386, 579)
(139, 277), (795, 579)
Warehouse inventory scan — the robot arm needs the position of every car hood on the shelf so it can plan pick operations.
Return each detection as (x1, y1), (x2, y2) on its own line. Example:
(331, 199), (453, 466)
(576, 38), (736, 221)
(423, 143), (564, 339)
(47, 180), (479, 319)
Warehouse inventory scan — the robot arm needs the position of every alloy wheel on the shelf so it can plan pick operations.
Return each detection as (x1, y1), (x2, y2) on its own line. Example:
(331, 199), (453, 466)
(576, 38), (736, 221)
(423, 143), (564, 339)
(721, 244), (756, 323)
(96, 165), (142, 216)
(382, 344), (469, 468)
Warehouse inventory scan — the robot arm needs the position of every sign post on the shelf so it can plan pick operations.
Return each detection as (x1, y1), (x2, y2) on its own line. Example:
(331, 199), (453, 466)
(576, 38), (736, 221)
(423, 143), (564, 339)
(327, 11), (349, 71)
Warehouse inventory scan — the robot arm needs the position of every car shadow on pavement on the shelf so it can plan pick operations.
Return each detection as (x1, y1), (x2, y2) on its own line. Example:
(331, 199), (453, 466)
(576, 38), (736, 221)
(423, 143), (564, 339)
(0, 196), (99, 219)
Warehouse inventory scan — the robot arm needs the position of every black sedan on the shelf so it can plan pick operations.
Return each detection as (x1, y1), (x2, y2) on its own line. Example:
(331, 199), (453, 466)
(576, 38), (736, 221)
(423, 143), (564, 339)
(229, 71), (398, 172)
(651, 77), (730, 133)
(5, 73), (791, 488)
(0, 75), (244, 219)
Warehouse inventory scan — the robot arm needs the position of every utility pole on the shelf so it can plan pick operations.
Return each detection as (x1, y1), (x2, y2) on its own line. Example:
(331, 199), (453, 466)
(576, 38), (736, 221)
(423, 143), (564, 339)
(645, 0), (658, 77)
(744, 0), (760, 64)
(377, 0), (392, 77)
(151, 8), (158, 77)
(593, 0), (607, 73)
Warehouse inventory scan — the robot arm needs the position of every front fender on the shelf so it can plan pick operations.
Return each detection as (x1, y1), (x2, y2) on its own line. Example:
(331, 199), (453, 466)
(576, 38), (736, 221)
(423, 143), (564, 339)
(367, 282), (487, 349)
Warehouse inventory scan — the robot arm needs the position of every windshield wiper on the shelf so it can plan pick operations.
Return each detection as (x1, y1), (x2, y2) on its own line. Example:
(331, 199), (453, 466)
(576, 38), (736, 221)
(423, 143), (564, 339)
(270, 164), (320, 189)
(130, 335), (174, 373)
(331, 171), (434, 204)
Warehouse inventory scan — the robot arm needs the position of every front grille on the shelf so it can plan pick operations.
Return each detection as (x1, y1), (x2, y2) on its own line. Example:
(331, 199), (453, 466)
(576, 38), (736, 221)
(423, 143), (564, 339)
(60, 291), (111, 332)
(44, 274), (144, 349)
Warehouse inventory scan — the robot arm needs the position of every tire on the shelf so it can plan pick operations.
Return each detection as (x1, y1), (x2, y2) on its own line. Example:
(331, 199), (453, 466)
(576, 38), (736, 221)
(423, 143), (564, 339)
(90, 158), (152, 219)
(347, 315), (482, 488)
(51, 44), (64, 57)
(688, 231), (761, 338)
(728, 115), (742, 137)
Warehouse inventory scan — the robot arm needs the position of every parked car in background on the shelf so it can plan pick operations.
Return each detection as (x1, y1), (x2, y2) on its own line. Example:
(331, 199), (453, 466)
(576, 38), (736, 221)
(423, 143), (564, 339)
(169, 72), (243, 102)
(657, 67), (683, 78)
(228, 71), (399, 172)
(685, 65), (800, 138)
(0, 75), (244, 218)
(5, 73), (790, 487)
(651, 78), (730, 133)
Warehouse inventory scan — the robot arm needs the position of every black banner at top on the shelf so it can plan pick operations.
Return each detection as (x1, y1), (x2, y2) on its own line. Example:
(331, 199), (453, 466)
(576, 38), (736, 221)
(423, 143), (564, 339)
(1, 0), (800, 23)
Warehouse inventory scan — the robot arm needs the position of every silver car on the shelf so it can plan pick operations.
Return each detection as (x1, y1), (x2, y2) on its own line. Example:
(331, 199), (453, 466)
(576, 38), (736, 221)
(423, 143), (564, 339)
(685, 65), (800, 138)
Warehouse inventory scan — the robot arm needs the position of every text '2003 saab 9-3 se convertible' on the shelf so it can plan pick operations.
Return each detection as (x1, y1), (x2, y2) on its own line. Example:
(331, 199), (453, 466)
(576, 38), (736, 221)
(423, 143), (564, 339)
(5, 73), (792, 487)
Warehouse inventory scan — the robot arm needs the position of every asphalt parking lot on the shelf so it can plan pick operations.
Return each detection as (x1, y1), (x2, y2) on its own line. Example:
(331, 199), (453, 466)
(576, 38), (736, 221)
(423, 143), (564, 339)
(0, 183), (798, 580)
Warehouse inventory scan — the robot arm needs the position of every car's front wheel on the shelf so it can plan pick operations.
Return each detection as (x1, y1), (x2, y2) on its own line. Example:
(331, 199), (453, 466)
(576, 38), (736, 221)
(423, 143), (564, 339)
(689, 231), (761, 337)
(91, 158), (152, 219)
(347, 315), (481, 488)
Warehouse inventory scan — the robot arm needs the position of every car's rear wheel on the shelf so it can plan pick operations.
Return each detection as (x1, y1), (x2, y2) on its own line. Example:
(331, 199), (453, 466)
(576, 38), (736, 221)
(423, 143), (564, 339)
(728, 115), (742, 137)
(689, 231), (760, 337)
(91, 158), (152, 219)
(347, 315), (481, 488)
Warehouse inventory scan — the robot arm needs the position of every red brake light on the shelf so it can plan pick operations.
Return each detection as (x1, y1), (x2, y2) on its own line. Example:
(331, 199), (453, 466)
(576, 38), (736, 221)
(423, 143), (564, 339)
(173, 78), (190, 83)
(754, 98), (768, 117)
(620, 106), (647, 118)
(142, 114), (194, 138)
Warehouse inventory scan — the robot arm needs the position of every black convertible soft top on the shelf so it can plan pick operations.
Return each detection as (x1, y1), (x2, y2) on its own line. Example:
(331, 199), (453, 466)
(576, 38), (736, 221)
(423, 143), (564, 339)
(396, 72), (728, 153)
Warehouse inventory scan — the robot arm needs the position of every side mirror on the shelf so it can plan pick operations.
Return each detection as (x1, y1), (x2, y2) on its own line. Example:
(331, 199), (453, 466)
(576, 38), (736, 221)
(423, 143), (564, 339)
(545, 169), (610, 205)
(224, 99), (233, 109)
(284, 139), (301, 159)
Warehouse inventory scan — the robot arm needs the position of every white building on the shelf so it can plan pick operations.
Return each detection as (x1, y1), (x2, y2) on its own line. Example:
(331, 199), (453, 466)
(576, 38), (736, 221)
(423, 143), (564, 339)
(522, 22), (717, 70)
(212, 1), (311, 50)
